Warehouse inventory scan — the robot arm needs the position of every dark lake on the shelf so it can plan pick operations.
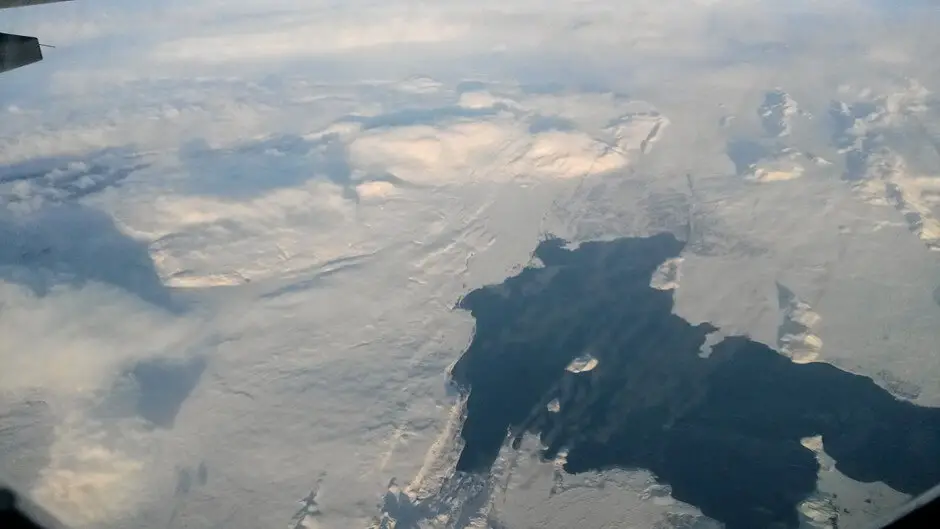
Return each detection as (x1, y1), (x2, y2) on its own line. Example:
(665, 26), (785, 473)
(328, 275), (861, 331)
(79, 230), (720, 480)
(450, 232), (940, 529)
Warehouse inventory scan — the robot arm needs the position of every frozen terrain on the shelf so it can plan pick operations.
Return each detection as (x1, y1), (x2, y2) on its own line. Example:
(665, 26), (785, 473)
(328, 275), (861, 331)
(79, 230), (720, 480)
(2, 1), (940, 529)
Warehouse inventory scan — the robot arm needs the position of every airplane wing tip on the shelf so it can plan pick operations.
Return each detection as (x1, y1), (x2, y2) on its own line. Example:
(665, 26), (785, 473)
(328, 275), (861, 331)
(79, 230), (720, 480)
(0, 32), (43, 75)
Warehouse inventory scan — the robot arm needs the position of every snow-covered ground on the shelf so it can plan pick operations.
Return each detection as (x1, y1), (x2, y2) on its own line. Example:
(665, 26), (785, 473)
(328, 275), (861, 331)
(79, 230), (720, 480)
(2, 1), (940, 528)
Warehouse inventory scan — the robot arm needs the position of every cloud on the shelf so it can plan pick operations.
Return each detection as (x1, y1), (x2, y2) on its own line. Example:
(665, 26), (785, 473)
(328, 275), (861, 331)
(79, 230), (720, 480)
(151, 14), (471, 64)
(30, 415), (152, 527)
(0, 280), (193, 395)
(0, 271), (198, 526)
(0, 147), (145, 208)
(0, 204), (177, 308)
(345, 90), (663, 183)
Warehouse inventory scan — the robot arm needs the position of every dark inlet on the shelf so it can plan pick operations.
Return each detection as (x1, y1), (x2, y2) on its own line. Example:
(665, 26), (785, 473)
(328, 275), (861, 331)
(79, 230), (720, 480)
(450, 232), (940, 529)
